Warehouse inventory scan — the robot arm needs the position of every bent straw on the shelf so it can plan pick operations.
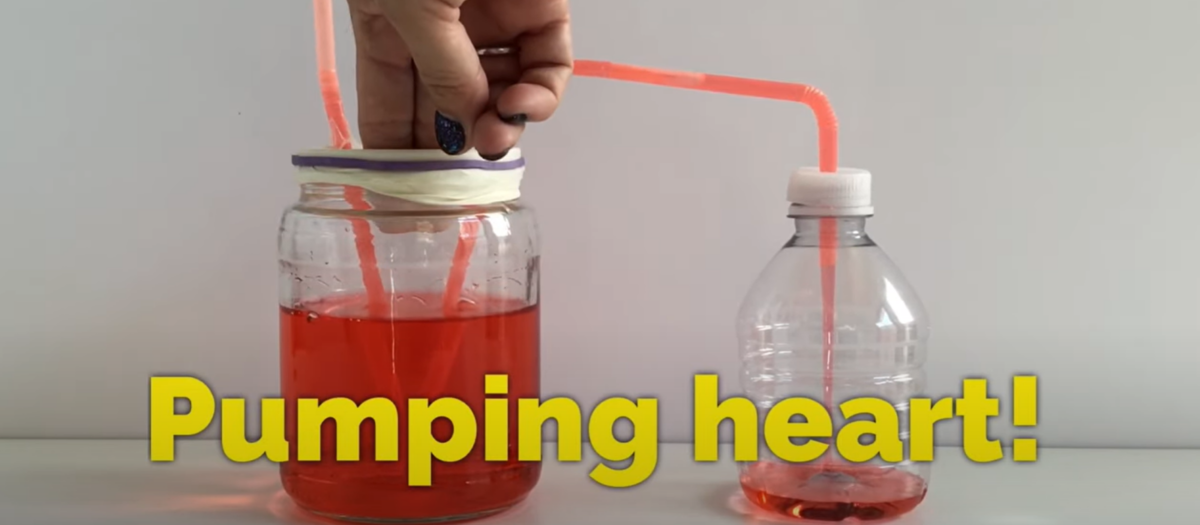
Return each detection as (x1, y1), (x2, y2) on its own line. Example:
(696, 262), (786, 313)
(312, 0), (385, 316)
(423, 218), (481, 396)
(427, 62), (848, 398)
(313, 0), (353, 151)
(572, 61), (838, 171)
(311, 0), (397, 398)
(572, 60), (844, 427)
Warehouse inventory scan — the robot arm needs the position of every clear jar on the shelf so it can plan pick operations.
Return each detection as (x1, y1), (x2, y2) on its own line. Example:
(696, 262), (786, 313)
(277, 150), (540, 523)
(736, 214), (930, 522)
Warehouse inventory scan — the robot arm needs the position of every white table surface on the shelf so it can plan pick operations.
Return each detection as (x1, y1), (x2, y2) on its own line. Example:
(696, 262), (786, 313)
(0, 440), (1194, 524)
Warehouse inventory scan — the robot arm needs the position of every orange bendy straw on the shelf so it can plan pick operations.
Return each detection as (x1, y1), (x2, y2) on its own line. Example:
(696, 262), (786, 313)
(307, 1), (845, 407)
(574, 59), (845, 425)
(312, 0), (353, 150)
(310, 0), (388, 317)
(573, 60), (839, 173)
(310, 0), (398, 398)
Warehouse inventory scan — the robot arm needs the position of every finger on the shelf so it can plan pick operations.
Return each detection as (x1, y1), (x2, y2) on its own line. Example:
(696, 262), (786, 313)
(469, 57), (525, 157)
(414, 56), (522, 152)
(494, 18), (573, 123)
(473, 108), (524, 159)
(419, 82), (521, 155)
(348, 0), (416, 149)
(473, 82), (524, 157)
(412, 74), (438, 149)
(487, 81), (509, 107)
(376, 0), (488, 156)
(480, 54), (522, 83)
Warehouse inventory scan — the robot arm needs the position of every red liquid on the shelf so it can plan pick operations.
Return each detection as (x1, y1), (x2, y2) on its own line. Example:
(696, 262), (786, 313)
(740, 462), (927, 522)
(279, 293), (540, 523)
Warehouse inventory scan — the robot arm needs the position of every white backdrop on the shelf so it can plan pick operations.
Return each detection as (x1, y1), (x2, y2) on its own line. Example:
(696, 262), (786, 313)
(1, 0), (1197, 447)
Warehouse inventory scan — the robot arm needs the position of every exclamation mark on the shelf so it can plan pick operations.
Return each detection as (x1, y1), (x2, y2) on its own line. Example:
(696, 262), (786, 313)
(1012, 375), (1038, 462)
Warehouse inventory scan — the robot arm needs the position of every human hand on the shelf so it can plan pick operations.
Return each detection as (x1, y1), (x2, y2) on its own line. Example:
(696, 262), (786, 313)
(348, 0), (573, 158)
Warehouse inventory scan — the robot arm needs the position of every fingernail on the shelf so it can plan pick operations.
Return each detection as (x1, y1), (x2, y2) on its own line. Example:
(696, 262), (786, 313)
(481, 150), (510, 161)
(435, 111), (466, 154)
(500, 113), (528, 125)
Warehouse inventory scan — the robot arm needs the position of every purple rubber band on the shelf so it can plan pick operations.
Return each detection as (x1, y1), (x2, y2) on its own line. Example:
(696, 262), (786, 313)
(292, 155), (525, 172)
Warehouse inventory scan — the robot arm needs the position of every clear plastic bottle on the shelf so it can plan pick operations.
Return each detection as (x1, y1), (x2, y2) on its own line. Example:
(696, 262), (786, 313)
(736, 168), (930, 522)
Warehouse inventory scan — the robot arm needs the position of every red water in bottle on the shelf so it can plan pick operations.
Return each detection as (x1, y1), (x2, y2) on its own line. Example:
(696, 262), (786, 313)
(740, 462), (927, 522)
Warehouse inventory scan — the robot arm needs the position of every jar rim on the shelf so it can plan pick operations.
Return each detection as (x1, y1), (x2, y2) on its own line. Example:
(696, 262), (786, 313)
(291, 148), (524, 173)
(292, 148), (525, 207)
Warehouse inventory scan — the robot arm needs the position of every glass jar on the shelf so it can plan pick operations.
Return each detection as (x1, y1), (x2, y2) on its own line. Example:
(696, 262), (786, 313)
(277, 149), (540, 523)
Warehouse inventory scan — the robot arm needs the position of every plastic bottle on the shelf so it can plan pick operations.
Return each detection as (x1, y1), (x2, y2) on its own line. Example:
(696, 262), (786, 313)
(735, 168), (930, 522)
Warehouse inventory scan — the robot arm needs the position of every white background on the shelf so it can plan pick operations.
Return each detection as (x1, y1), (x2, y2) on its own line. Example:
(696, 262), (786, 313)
(0, 0), (1197, 447)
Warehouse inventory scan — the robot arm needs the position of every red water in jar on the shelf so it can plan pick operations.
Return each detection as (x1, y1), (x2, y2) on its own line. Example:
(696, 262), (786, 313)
(279, 293), (540, 522)
(740, 462), (927, 522)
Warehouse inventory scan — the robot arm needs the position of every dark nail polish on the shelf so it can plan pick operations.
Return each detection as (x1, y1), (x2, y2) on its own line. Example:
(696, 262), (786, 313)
(481, 150), (510, 161)
(435, 111), (466, 154)
(500, 113), (528, 125)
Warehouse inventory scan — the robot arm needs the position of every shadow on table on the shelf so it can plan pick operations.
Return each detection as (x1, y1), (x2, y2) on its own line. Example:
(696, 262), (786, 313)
(9, 467), (923, 524)
(711, 485), (926, 525)
(7, 465), (330, 524)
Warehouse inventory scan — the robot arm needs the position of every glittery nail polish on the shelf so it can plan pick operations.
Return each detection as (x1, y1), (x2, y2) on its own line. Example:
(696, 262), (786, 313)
(500, 113), (528, 125)
(435, 111), (466, 154)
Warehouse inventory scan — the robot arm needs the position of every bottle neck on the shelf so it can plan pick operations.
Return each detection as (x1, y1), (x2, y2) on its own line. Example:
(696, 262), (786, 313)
(787, 217), (873, 248)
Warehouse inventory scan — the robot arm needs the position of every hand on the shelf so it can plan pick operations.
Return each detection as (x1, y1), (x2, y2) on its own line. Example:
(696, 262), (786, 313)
(348, 0), (573, 158)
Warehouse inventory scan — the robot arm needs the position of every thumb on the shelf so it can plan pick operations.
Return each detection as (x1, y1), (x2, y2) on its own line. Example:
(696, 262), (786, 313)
(377, 0), (487, 156)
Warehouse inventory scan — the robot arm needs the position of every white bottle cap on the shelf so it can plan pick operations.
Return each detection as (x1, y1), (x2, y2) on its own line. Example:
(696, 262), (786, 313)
(787, 167), (874, 217)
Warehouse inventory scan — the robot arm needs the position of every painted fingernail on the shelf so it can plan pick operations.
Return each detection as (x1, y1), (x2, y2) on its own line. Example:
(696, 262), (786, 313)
(435, 111), (466, 154)
(500, 113), (528, 125)
(481, 150), (510, 161)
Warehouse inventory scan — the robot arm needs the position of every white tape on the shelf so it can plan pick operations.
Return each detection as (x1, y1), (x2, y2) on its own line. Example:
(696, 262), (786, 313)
(292, 148), (525, 206)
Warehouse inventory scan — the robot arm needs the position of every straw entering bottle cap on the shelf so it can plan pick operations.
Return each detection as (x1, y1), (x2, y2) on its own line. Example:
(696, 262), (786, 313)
(787, 167), (874, 217)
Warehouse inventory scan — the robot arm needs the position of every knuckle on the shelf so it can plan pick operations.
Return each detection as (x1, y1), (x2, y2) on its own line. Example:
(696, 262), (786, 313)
(421, 69), (485, 104)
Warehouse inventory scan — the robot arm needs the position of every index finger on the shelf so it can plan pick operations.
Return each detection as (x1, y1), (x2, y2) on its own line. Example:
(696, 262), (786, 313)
(378, 0), (489, 154)
(348, 0), (417, 149)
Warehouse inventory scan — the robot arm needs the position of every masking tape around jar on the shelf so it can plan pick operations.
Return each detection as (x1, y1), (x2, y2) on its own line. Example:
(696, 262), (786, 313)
(291, 148), (525, 206)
